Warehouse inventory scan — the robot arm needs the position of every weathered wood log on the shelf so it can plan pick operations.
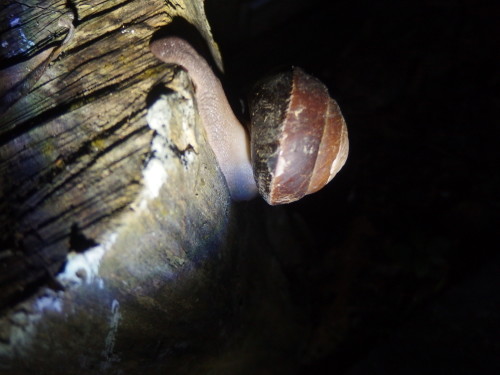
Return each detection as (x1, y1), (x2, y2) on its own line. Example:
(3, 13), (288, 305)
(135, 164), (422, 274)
(0, 1), (312, 374)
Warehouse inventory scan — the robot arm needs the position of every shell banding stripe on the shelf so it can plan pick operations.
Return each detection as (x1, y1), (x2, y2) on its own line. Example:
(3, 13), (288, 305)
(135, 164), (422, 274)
(308, 97), (346, 193)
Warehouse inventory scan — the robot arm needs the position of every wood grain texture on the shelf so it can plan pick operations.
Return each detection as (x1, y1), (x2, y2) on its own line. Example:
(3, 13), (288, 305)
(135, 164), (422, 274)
(0, 0), (223, 309)
(0, 1), (310, 374)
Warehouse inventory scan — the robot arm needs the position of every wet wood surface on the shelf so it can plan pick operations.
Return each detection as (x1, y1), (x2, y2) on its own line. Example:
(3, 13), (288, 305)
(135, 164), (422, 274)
(0, 1), (310, 374)
(0, 0), (219, 311)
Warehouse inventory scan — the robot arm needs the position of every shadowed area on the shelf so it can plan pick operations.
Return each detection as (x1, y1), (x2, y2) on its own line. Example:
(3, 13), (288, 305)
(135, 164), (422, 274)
(210, 0), (498, 373)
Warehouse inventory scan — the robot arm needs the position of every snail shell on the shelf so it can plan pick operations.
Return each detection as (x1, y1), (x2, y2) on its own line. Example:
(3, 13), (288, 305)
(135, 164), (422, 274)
(249, 67), (349, 205)
(149, 37), (348, 205)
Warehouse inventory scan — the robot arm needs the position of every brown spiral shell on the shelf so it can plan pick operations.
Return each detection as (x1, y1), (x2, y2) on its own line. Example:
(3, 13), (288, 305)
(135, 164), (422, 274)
(249, 67), (349, 205)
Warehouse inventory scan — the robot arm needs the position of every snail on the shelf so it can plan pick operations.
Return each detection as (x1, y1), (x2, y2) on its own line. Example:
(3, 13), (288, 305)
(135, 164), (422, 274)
(150, 37), (348, 205)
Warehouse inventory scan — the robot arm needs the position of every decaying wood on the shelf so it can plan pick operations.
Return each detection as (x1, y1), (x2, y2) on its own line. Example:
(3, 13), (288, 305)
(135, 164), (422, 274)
(0, 1), (310, 374)
(0, 0), (222, 308)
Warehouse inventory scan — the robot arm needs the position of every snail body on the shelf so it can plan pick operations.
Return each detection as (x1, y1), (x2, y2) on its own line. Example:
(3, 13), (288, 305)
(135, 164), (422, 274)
(149, 37), (348, 205)
(150, 37), (257, 201)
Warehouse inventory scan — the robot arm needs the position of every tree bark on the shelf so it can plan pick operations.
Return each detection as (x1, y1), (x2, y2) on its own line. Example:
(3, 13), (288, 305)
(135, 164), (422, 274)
(0, 1), (310, 374)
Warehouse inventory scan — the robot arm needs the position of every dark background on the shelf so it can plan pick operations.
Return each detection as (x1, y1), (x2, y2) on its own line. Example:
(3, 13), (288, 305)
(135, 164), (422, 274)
(208, 0), (498, 373)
